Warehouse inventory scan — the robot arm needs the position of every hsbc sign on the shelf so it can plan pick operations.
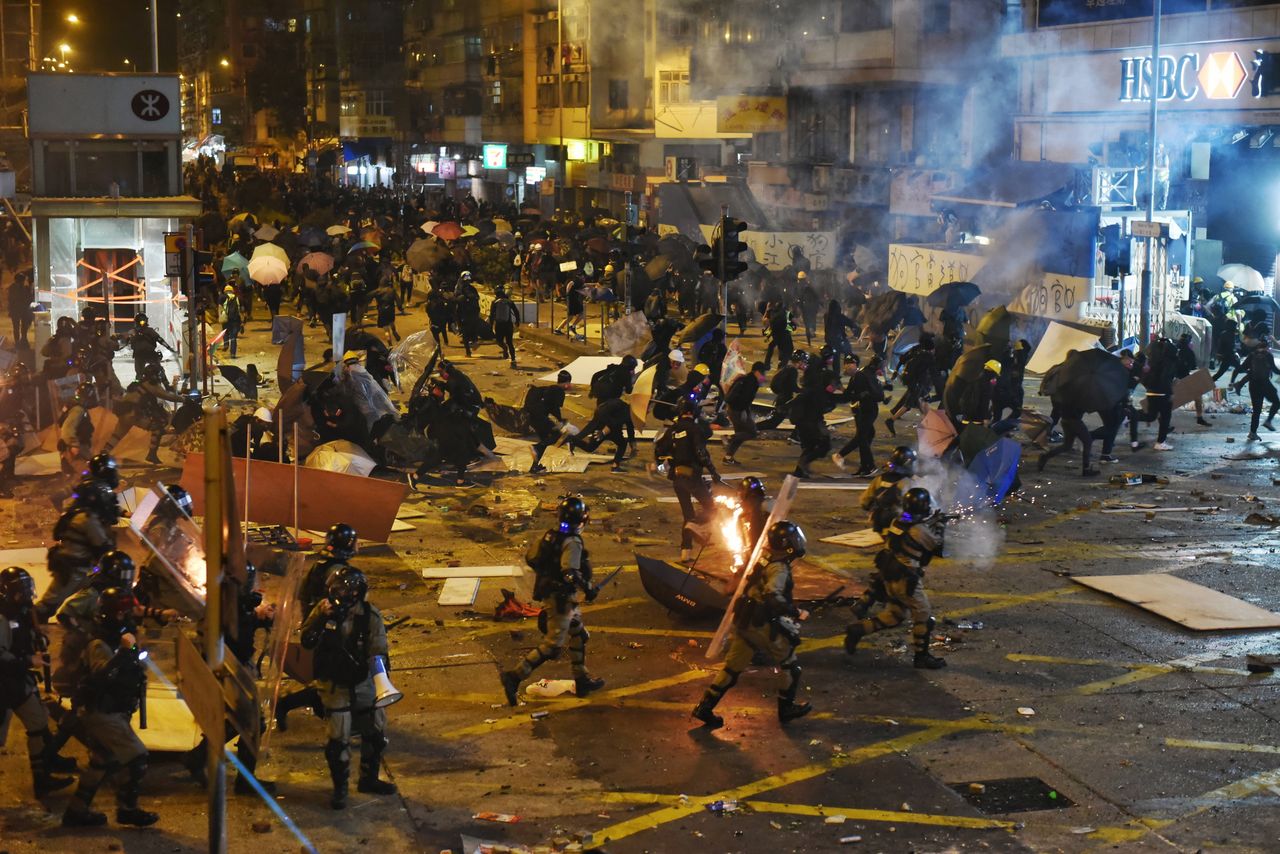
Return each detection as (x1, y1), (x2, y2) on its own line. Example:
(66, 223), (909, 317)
(1119, 50), (1260, 102)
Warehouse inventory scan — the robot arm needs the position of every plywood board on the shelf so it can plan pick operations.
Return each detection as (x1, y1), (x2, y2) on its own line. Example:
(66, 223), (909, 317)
(1172, 368), (1215, 409)
(1027, 322), (1102, 375)
(134, 683), (203, 753)
(821, 529), (885, 549)
(538, 355), (621, 386)
(422, 564), (523, 579)
(391, 518), (415, 532)
(438, 577), (480, 606)
(1073, 573), (1280, 631)
(178, 452), (408, 543)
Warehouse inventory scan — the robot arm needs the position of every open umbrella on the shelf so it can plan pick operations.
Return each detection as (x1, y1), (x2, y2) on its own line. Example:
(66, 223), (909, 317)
(960, 437), (1021, 507)
(860, 291), (906, 335)
(957, 422), (999, 466)
(248, 254), (288, 285)
(348, 240), (380, 254)
(305, 440), (378, 477)
(228, 212), (257, 229)
(406, 237), (449, 273)
(217, 365), (258, 399)
(420, 220), (440, 235)
(925, 281), (981, 312)
(432, 221), (465, 241)
(973, 305), (1012, 350)
(296, 251), (334, 277)
(492, 218), (513, 234)
(1044, 347), (1129, 414)
(635, 553), (730, 617)
(1234, 292), (1280, 316)
(220, 252), (249, 281)
(461, 225), (480, 238)
(673, 312), (724, 347)
(253, 223), (280, 242)
(942, 344), (993, 417)
(644, 255), (674, 280)
(1218, 263), (1265, 292)
(916, 405), (958, 457)
(251, 242), (289, 266)
(299, 227), (327, 248)
(325, 224), (352, 237)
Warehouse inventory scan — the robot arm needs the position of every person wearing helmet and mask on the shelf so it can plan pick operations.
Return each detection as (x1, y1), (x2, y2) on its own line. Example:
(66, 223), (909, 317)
(135, 485), (202, 612)
(454, 270), (483, 356)
(58, 382), (98, 479)
(654, 400), (720, 561)
(276, 523), (361, 732)
(102, 361), (187, 464)
(127, 312), (175, 380)
(36, 478), (118, 621)
(500, 496), (607, 705)
(736, 476), (774, 552)
(845, 487), (948, 669)
(488, 285), (521, 368)
(61, 587), (158, 827)
(861, 446), (917, 533)
(956, 359), (1003, 430)
(0, 566), (77, 799)
(692, 520), (812, 729)
(763, 300), (794, 371)
(301, 566), (395, 809)
(219, 284), (244, 359)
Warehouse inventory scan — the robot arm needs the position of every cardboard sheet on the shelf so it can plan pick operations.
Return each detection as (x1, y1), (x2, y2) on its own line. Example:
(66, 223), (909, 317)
(821, 529), (885, 549)
(422, 565), (524, 579)
(391, 518), (415, 532)
(178, 453), (408, 543)
(538, 355), (622, 386)
(1172, 368), (1215, 409)
(14, 451), (61, 477)
(1073, 573), (1280, 631)
(438, 577), (481, 606)
(492, 436), (613, 473)
(1027, 322), (1102, 375)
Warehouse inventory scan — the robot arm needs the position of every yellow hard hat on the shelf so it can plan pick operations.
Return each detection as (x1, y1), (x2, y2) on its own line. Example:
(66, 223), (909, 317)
(797, 270), (808, 280)
(983, 359), (1002, 375)
(342, 350), (362, 364)
(224, 285), (235, 293)
(693, 363), (710, 376)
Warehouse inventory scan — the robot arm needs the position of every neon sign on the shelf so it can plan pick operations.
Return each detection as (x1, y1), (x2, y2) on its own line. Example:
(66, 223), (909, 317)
(1119, 50), (1259, 102)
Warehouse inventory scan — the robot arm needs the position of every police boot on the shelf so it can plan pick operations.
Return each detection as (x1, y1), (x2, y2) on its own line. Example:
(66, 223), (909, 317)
(325, 739), (349, 810)
(843, 624), (865, 655)
(499, 670), (522, 707)
(182, 740), (208, 786)
(777, 698), (813, 724)
(233, 743), (277, 796)
(913, 651), (947, 669)
(574, 674), (606, 697)
(116, 757), (159, 826)
(62, 802), (108, 827)
(37, 728), (78, 775)
(356, 732), (397, 796)
(32, 767), (74, 797)
(692, 697), (724, 730)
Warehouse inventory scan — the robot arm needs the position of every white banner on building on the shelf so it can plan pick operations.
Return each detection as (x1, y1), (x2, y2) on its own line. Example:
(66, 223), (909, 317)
(697, 226), (836, 271)
(887, 244), (986, 296)
(1007, 275), (1091, 322)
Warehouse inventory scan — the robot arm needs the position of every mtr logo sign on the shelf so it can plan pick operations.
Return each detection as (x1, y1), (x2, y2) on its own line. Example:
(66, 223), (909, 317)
(1119, 50), (1265, 103)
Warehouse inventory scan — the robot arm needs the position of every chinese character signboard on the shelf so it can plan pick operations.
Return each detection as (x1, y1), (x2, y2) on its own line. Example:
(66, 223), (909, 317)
(715, 96), (787, 134)
(483, 144), (508, 170)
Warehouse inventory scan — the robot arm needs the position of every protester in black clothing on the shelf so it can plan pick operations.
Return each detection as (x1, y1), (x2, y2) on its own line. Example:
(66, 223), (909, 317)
(526, 370), (572, 473)
(992, 340), (1030, 423)
(723, 362), (767, 464)
(1212, 317), (1242, 383)
(757, 351), (807, 431)
(1173, 332), (1211, 426)
(763, 302), (794, 370)
(426, 287), (452, 349)
(654, 403), (719, 561)
(789, 380), (833, 479)
(834, 355), (885, 476)
(823, 299), (857, 368)
(885, 338), (935, 435)
(696, 328), (728, 386)
(1129, 337), (1177, 451)
(489, 286), (521, 367)
(1245, 338), (1280, 441)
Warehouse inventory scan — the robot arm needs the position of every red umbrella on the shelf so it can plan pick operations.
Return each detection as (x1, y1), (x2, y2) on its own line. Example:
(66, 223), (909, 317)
(432, 221), (464, 242)
(296, 251), (334, 276)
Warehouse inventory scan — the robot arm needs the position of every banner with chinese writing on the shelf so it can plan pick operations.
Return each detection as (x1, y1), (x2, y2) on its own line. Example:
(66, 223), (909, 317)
(716, 96), (787, 133)
(887, 244), (986, 296)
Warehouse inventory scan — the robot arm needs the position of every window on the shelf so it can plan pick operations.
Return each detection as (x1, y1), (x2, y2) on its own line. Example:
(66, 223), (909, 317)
(608, 79), (629, 111)
(489, 80), (502, 109)
(465, 36), (482, 60)
(366, 91), (389, 117)
(659, 12), (693, 40)
(659, 70), (690, 105)
(211, 107), (222, 125)
(841, 0), (891, 32)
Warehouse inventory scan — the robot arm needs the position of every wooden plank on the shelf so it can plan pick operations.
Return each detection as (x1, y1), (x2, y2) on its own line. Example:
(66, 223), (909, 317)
(438, 577), (481, 606)
(178, 452), (408, 543)
(1073, 573), (1280, 631)
(422, 565), (523, 579)
(821, 529), (884, 549)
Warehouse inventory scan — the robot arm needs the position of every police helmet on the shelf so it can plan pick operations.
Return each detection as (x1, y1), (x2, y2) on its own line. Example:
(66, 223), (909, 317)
(765, 521), (807, 558)
(887, 446), (917, 476)
(72, 478), (119, 524)
(902, 487), (933, 520)
(0, 566), (36, 610)
(326, 523), (359, 559)
(166, 484), (194, 517)
(738, 476), (767, 503)
(95, 587), (136, 636)
(89, 551), (137, 591)
(790, 350), (809, 365)
(557, 495), (589, 532)
(74, 381), (98, 408)
(326, 566), (367, 608)
(88, 453), (119, 488)
(143, 362), (165, 383)
(134, 312), (149, 327)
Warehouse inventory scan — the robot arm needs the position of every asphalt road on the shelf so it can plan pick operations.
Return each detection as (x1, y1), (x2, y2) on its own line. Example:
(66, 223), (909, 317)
(2, 300), (1279, 853)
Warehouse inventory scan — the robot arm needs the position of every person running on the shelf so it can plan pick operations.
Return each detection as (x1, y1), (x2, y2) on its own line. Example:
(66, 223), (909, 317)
(1244, 337), (1280, 441)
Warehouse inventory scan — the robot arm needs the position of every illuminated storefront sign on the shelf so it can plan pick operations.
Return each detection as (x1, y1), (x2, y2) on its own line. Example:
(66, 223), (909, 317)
(1119, 50), (1264, 102)
(482, 143), (508, 169)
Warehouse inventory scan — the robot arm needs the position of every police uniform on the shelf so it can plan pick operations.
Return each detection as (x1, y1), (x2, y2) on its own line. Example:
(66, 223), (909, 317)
(103, 373), (186, 463)
(274, 552), (351, 731)
(505, 528), (596, 687)
(300, 596), (391, 807)
(0, 597), (74, 796)
(37, 506), (114, 621)
(846, 514), (945, 666)
(656, 412), (718, 552)
(861, 470), (911, 534)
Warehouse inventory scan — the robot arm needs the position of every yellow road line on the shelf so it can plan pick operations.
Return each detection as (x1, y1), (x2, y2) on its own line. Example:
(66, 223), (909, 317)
(600, 792), (1012, 830)
(591, 720), (987, 844)
(1075, 664), (1170, 695)
(1164, 738), (1280, 754)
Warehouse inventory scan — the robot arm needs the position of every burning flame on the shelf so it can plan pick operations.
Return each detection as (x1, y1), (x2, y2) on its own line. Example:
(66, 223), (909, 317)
(713, 494), (747, 572)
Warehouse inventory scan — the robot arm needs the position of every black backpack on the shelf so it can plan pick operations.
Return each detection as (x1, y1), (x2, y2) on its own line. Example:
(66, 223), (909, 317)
(526, 529), (569, 599)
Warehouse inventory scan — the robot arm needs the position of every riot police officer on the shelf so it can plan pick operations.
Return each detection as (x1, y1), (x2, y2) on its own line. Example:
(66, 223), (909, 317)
(128, 311), (175, 380)
(500, 496), (606, 705)
(276, 522), (360, 731)
(861, 446), (916, 533)
(655, 401), (719, 563)
(102, 362), (187, 464)
(86, 452), (120, 490)
(36, 478), (118, 621)
(57, 382), (97, 479)
(0, 566), (77, 797)
(692, 521), (812, 729)
(844, 487), (947, 669)
(62, 587), (158, 827)
(300, 566), (396, 809)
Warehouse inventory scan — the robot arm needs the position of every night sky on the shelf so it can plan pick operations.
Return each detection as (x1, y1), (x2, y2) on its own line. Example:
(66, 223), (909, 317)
(42, 0), (179, 73)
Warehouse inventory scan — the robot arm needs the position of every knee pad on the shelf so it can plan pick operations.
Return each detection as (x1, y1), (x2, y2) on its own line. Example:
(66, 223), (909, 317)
(324, 739), (346, 764)
(363, 730), (388, 754)
(719, 668), (742, 692)
(125, 754), (148, 783)
(570, 622), (589, 645)
(542, 645), (564, 661)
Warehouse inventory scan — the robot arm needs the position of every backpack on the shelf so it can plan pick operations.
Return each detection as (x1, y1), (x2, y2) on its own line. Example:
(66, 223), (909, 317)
(590, 367), (622, 400)
(526, 529), (568, 599)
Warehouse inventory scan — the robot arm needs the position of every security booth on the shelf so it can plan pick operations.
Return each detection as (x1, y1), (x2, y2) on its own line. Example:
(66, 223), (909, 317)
(27, 73), (200, 382)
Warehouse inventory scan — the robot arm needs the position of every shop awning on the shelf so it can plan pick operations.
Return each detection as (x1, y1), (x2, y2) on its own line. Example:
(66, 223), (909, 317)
(932, 161), (1077, 209)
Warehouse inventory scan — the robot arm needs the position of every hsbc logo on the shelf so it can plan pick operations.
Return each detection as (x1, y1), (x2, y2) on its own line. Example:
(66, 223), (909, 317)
(1119, 50), (1265, 103)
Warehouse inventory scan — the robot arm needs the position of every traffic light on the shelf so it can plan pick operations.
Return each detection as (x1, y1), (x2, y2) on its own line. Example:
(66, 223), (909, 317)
(722, 218), (749, 281)
(696, 242), (717, 277)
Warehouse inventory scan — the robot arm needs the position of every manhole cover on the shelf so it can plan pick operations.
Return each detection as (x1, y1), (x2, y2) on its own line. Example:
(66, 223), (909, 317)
(949, 777), (1075, 814)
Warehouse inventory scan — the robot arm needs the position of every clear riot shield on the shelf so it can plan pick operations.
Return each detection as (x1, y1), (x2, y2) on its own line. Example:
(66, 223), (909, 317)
(706, 475), (799, 661)
(258, 551), (308, 759)
(132, 484), (207, 617)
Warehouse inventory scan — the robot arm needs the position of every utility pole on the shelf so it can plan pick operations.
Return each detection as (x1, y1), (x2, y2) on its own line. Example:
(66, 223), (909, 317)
(1140, 0), (1162, 345)
(718, 204), (728, 333)
(557, 0), (564, 216)
(203, 405), (227, 854)
(150, 0), (159, 72)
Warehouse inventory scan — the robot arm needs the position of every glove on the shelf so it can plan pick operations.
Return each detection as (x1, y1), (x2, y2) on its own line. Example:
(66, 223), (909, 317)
(585, 585), (599, 604)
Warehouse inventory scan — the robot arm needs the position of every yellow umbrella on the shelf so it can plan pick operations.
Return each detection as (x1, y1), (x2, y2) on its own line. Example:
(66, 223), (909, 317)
(251, 243), (289, 266)
(492, 218), (513, 233)
(228, 211), (256, 228)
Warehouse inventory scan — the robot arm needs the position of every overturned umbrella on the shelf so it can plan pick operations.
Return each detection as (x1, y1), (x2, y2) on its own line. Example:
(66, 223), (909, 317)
(635, 554), (731, 618)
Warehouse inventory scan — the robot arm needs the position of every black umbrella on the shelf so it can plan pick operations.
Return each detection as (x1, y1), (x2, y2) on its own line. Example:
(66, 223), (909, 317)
(925, 281), (981, 312)
(1235, 293), (1280, 316)
(859, 291), (907, 336)
(942, 344), (993, 416)
(673, 312), (724, 347)
(644, 255), (674, 280)
(973, 305), (1012, 350)
(483, 399), (531, 435)
(635, 554), (730, 617)
(1046, 348), (1129, 414)
(218, 365), (258, 400)
(657, 235), (696, 263)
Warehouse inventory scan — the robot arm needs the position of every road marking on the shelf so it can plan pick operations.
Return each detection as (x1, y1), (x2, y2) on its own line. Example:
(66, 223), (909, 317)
(1164, 738), (1280, 754)
(590, 719), (989, 844)
(600, 792), (1013, 830)
(1007, 652), (1259, 695)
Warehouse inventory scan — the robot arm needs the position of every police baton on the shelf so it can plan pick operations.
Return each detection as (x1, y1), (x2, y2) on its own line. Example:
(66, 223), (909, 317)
(589, 566), (624, 599)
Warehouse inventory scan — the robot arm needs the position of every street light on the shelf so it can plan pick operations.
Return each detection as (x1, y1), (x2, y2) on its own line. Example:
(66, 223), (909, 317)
(220, 58), (230, 68)
(58, 43), (72, 62)
(65, 13), (80, 25)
